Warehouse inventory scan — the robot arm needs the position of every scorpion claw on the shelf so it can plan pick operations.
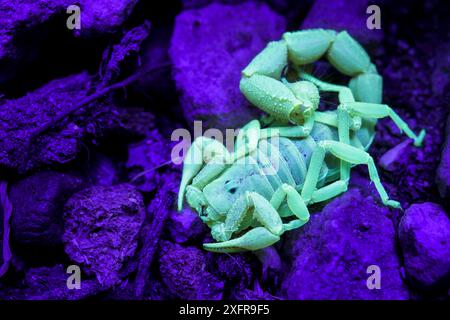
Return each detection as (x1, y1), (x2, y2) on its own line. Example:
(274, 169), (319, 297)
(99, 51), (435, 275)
(203, 227), (280, 253)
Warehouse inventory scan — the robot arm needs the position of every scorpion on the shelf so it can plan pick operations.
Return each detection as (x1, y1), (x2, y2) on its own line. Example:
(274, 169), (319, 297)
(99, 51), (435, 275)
(177, 29), (426, 253)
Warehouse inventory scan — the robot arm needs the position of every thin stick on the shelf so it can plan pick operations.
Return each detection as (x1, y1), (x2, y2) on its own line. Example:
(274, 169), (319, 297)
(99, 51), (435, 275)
(134, 175), (176, 298)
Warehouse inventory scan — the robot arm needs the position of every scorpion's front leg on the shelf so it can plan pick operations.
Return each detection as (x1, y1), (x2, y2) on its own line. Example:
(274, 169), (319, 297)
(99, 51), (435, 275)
(344, 102), (426, 147)
(204, 185), (310, 253)
(301, 140), (401, 209)
(178, 137), (230, 210)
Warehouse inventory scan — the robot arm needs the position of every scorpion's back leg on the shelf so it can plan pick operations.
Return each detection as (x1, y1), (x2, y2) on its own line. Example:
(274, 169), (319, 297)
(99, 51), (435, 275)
(204, 185), (310, 252)
(345, 102), (426, 147)
(301, 140), (401, 209)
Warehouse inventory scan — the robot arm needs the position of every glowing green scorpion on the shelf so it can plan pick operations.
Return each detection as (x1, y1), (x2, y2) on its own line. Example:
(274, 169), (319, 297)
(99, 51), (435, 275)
(178, 29), (426, 253)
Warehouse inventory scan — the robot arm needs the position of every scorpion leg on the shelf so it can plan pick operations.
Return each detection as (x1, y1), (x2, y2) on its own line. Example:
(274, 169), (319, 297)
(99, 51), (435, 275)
(270, 184), (310, 222)
(204, 187), (310, 252)
(345, 102), (426, 147)
(314, 111), (362, 130)
(234, 120), (261, 160)
(299, 72), (358, 182)
(301, 144), (349, 204)
(302, 140), (401, 209)
(260, 120), (313, 138)
(178, 137), (230, 210)
(204, 192), (284, 252)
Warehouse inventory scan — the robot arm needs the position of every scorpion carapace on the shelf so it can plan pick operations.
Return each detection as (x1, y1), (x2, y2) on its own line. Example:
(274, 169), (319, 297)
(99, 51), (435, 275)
(178, 29), (426, 253)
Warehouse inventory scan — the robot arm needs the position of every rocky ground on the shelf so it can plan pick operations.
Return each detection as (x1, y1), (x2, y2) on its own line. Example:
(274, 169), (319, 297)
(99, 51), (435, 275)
(0, 0), (449, 300)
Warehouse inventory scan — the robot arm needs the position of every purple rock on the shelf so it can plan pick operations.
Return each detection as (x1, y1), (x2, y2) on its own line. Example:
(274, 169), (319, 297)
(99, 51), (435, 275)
(77, 0), (139, 37)
(399, 202), (450, 288)
(0, 0), (71, 61)
(0, 72), (119, 173)
(436, 116), (450, 200)
(10, 171), (84, 247)
(170, 2), (285, 130)
(63, 184), (145, 287)
(0, 0), (137, 61)
(167, 207), (207, 244)
(108, 107), (156, 141)
(0, 264), (103, 300)
(301, 0), (383, 50)
(282, 188), (408, 300)
(126, 130), (170, 192)
(158, 241), (224, 299)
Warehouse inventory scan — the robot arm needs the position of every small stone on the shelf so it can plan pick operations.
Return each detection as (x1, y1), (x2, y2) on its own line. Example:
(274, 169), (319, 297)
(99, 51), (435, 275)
(159, 241), (224, 299)
(77, 0), (139, 37)
(63, 184), (145, 287)
(399, 202), (450, 288)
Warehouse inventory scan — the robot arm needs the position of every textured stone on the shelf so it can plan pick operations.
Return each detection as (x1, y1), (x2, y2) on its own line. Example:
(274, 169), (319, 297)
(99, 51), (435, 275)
(159, 241), (224, 299)
(0, 265), (103, 300)
(63, 184), (145, 287)
(282, 189), (408, 300)
(0, 0), (138, 61)
(399, 202), (450, 288)
(0, 72), (120, 173)
(170, 2), (285, 130)
(0, 0), (71, 61)
(78, 0), (139, 37)
(10, 171), (84, 247)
